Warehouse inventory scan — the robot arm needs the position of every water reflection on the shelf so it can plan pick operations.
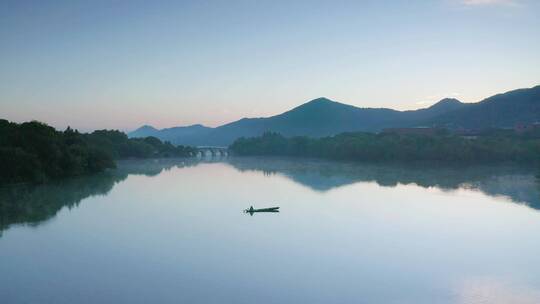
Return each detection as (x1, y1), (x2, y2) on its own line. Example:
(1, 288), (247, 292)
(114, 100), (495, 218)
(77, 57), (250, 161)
(0, 158), (200, 235)
(1, 157), (540, 304)
(0, 173), (124, 236)
(1, 157), (539, 237)
(226, 157), (540, 210)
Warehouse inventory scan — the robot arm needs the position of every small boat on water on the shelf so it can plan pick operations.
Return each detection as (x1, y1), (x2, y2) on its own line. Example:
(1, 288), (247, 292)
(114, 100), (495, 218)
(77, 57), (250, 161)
(244, 206), (280, 214)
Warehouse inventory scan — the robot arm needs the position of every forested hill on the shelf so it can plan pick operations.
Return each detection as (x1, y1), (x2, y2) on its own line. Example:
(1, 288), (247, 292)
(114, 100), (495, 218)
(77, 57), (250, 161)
(129, 85), (540, 146)
(426, 85), (540, 129)
(0, 120), (195, 184)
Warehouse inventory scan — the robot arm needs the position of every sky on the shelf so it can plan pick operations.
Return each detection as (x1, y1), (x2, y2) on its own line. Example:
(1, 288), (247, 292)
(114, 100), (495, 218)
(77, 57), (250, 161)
(0, 0), (539, 132)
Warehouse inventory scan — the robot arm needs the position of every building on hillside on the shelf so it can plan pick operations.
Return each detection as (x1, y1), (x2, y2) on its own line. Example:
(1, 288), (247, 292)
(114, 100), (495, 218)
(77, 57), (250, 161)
(382, 127), (443, 136)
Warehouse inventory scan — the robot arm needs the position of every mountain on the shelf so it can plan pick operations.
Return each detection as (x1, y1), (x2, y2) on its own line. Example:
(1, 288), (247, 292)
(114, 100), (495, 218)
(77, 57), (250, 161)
(427, 85), (540, 129)
(128, 124), (212, 143)
(155, 124), (212, 143)
(129, 85), (540, 146)
(404, 98), (465, 120)
(199, 98), (404, 145)
(129, 125), (159, 138)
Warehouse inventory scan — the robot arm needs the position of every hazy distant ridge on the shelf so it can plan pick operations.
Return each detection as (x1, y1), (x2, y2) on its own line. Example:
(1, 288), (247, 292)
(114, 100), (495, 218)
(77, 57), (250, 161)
(129, 85), (540, 146)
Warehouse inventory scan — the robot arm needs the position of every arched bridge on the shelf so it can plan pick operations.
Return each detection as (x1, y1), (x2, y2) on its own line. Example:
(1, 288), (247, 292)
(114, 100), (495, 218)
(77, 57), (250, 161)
(195, 146), (229, 157)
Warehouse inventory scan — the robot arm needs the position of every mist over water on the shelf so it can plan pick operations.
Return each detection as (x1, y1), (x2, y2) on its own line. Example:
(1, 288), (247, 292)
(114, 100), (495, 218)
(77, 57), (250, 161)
(1, 157), (540, 303)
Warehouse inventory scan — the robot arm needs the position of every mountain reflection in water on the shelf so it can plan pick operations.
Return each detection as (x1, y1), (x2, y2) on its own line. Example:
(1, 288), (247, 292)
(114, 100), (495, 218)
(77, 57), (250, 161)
(225, 157), (540, 210)
(1, 157), (539, 236)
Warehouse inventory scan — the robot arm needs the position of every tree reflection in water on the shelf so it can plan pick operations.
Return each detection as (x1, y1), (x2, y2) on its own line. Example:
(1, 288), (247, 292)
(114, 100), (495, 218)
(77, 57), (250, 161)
(226, 157), (540, 211)
(2, 156), (539, 237)
(0, 158), (200, 236)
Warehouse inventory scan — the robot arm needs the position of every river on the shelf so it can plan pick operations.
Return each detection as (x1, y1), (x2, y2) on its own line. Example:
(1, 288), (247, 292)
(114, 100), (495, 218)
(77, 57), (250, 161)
(1, 157), (540, 303)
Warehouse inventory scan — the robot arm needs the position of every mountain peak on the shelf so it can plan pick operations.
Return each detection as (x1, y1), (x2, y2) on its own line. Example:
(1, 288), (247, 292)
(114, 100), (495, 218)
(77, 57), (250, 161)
(309, 97), (333, 102)
(303, 97), (335, 106)
(294, 97), (342, 109)
(434, 98), (462, 105)
(128, 125), (159, 138)
(284, 97), (351, 115)
(426, 98), (464, 112)
(135, 125), (158, 132)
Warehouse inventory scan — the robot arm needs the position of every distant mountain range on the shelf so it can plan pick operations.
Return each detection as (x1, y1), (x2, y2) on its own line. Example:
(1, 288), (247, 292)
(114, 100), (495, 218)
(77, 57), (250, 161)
(129, 124), (212, 143)
(129, 85), (540, 146)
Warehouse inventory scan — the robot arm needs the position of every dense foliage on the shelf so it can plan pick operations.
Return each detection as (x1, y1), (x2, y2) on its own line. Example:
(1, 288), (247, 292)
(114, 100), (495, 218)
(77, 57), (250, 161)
(0, 120), (195, 184)
(230, 131), (540, 163)
(84, 129), (195, 159)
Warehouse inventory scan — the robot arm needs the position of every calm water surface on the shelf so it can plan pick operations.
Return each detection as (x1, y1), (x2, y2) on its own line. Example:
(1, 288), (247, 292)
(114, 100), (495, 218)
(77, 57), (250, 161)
(1, 157), (540, 304)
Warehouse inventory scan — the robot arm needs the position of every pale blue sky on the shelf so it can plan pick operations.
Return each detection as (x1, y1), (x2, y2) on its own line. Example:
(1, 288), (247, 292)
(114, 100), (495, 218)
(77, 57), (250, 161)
(1, 0), (539, 131)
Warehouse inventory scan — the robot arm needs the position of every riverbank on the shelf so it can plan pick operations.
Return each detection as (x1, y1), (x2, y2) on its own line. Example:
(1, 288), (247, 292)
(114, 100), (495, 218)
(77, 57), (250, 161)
(230, 131), (540, 163)
(0, 119), (196, 184)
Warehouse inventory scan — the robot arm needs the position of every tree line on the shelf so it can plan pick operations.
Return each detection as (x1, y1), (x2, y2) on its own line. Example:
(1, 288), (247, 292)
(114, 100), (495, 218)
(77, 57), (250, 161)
(230, 130), (540, 163)
(0, 119), (196, 184)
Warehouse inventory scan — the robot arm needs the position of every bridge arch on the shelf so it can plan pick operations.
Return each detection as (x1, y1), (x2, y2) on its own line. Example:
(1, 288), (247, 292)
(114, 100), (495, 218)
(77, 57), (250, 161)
(195, 146), (229, 158)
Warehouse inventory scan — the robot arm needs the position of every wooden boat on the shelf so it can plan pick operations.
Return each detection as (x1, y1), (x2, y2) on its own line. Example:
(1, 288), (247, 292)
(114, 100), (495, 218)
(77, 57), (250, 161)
(244, 206), (280, 213)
